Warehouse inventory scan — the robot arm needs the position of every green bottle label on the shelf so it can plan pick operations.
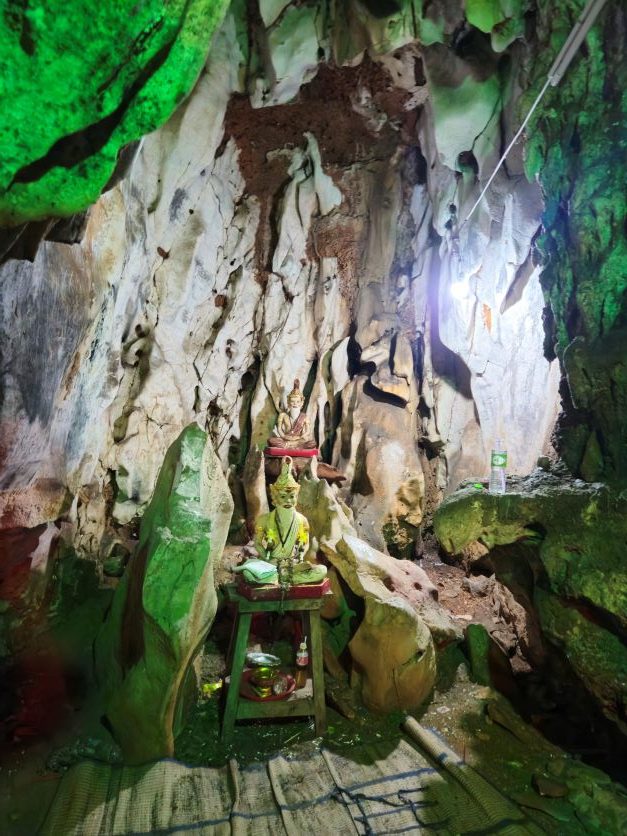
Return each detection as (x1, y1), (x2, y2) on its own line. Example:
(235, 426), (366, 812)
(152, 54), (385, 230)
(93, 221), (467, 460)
(491, 451), (507, 468)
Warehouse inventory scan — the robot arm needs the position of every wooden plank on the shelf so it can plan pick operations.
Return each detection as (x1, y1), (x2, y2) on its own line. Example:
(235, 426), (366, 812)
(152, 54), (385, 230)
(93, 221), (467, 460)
(308, 609), (327, 735)
(225, 585), (330, 613)
(236, 697), (315, 719)
(221, 612), (252, 743)
(233, 598), (324, 614)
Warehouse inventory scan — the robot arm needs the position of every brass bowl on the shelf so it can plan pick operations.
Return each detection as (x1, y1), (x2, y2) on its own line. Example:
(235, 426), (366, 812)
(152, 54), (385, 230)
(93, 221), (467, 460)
(253, 684), (273, 699)
(250, 666), (275, 688)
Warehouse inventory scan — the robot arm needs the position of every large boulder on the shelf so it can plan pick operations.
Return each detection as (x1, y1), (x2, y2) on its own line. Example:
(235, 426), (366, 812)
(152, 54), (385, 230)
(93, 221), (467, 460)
(434, 469), (627, 731)
(95, 424), (233, 763)
(298, 471), (459, 713)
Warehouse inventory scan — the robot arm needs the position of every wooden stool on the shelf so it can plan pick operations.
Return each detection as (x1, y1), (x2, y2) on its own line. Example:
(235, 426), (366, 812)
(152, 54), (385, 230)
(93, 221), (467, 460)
(221, 582), (329, 743)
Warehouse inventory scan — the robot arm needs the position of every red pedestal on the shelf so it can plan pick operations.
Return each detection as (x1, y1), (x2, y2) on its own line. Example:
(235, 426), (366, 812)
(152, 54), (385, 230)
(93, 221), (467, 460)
(263, 447), (319, 457)
(236, 576), (331, 601)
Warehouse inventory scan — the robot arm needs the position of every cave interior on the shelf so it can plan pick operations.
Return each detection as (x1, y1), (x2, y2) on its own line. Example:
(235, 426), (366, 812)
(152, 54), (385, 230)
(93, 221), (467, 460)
(0, 0), (626, 833)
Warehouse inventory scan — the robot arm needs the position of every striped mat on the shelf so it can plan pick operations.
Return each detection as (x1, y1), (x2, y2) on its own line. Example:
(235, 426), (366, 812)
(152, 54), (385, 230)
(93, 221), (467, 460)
(41, 724), (545, 835)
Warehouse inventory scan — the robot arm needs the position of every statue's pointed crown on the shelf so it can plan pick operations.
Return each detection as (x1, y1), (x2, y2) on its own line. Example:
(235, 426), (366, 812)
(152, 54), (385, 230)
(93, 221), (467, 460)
(270, 456), (299, 496)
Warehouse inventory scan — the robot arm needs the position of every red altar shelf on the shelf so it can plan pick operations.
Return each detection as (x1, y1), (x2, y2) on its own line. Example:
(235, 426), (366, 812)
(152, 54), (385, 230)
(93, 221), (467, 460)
(236, 575), (331, 601)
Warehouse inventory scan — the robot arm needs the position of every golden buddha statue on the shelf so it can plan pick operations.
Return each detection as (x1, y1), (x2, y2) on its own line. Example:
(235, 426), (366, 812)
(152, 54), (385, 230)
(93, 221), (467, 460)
(267, 379), (317, 451)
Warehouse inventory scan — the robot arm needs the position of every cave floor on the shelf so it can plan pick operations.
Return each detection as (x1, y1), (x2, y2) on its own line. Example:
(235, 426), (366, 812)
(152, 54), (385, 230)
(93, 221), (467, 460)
(1, 554), (626, 834)
(4, 643), (625, 835)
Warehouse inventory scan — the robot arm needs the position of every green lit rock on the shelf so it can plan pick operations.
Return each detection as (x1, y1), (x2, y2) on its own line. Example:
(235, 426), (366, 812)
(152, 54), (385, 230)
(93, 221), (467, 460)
(422, 41), (502, 170)
(434, 469), (627, 728)
(522, 0), (627, 485)
(536, 590), (627, 734)
(465, 0), (525, 51)
(331, 0), (447, 66)
(563, 329), (627, 486)
(434, 470), (627, 626)
(465, 622), (491, 686)
(95, 424), (233, 764)
(465, 0), (509, 32)
(0, 0), (230, 225)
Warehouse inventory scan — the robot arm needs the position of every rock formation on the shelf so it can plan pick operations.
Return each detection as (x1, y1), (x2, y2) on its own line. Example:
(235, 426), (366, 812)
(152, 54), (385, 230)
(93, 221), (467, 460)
(0, 0), (624, 761)
(523, 0), (626, 487)
(0, 2), (562, 567)
(299, 471), (459, 713)
(0, 0), (230, 225)
(434, 469), (627, 733)
(95, 423), (233, 763)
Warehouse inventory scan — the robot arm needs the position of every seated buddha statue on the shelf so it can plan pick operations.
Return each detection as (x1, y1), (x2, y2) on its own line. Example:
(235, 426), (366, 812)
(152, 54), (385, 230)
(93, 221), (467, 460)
(267, 379), (317, 451)
(253, 456), (326, 588)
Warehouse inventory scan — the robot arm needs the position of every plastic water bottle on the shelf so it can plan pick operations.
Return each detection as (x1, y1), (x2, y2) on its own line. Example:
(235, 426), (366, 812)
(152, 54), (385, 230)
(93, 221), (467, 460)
(294, 638), (309, 689)
(489, 440), (507, 494)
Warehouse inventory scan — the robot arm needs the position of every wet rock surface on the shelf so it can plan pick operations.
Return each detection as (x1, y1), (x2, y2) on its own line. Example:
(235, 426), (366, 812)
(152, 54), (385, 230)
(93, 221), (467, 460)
(434, 468), (627, 733)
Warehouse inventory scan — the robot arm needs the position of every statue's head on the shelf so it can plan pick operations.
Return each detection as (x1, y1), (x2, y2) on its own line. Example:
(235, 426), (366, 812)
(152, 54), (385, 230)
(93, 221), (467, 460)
(286, 378), (305, 411)
(269, 456), (300, 509)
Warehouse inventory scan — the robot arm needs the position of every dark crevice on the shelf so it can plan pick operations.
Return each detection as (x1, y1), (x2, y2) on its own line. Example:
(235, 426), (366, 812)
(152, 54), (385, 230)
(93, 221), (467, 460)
(559, 596), (627, 648)
(119, 544), (149, 674)
(346, 328), (362, 378)
(45, 210), (91, 246)
(363, 378), (407, 409)
(234, 359), (260, 470)
(102, 140), (141, 193)
(265, 176), (292, 273)
(360, 0), (403, 18)
(542, 302), (557, 362)
(350, 430), (373, 496)
(302, 357), (318, 406)
(0, 220), (51, 263)
(4, 0), (35, 56)
(456, 150), (479, 177)
(321, 392), (342, 465)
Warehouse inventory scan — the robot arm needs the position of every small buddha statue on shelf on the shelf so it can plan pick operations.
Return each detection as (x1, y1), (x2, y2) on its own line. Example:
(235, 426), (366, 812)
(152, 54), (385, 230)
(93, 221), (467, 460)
(254, 456), (326, 589)
(267, 379), (317, 451)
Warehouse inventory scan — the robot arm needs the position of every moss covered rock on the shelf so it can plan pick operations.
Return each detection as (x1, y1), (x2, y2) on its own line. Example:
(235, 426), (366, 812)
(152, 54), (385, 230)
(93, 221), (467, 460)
(434, 470), (627, 625)
(0, 0), (229, 225)
(523, 0), (627, 485)
(95, 423), (233, 764)
(434, 469), (627, 730)
(536, 590), (627, 734)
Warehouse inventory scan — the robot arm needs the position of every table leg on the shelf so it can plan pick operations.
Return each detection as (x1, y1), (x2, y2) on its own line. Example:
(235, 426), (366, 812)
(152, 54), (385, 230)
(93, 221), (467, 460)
(308, 608), (327, 736)
(222, 611), (252, 743)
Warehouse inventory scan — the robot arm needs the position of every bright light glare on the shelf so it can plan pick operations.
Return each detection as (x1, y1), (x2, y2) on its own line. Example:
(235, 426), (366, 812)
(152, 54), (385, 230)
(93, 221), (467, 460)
(450, 280), (467, 300)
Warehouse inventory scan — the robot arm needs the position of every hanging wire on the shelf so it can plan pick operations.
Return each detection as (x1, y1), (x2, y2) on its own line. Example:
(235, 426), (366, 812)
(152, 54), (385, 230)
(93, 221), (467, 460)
(460, 0), (609, 229)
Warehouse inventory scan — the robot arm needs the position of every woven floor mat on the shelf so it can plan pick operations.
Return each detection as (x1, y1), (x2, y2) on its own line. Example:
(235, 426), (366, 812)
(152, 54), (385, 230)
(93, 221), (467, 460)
(266, 747), (356, 835)
(41, 759), (232, 836)
(41, 723), (543, 835)
(229, 759), (286, 836)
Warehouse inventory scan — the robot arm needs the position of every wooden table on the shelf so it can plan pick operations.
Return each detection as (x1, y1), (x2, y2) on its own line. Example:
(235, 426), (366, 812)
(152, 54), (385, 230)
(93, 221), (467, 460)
(221, 583), (329, 743)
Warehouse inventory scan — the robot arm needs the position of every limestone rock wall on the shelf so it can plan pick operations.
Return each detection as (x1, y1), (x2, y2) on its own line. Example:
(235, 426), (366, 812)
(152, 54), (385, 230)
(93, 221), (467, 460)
(523, 0), (626, 485)
(0, 2), (560, 560)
